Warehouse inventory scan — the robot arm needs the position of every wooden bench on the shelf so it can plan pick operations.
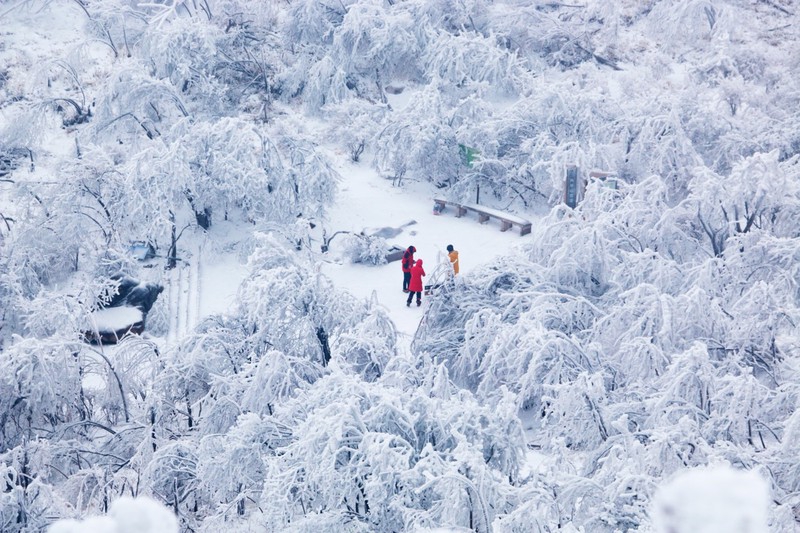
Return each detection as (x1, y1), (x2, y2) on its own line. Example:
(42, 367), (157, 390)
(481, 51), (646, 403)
(433, 198), (532, 236)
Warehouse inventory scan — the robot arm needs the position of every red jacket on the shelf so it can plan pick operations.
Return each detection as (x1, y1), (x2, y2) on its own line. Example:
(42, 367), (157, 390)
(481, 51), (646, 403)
(408, 260), (426, 292)
(402, 247), (415, 273)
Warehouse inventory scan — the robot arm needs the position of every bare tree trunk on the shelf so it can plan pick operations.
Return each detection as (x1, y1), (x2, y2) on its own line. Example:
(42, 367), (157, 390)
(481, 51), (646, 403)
(167, 210), (177, 269)
(316, 326), (331, 366)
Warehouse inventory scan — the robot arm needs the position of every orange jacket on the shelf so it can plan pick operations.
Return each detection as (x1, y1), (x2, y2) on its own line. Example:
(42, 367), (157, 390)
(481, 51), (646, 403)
(448, 250), (459, 275)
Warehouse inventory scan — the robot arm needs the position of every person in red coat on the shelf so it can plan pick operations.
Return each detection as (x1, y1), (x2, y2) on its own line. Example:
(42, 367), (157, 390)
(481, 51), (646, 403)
(406, 259), (426, 307)
(401, 246), (416, 292)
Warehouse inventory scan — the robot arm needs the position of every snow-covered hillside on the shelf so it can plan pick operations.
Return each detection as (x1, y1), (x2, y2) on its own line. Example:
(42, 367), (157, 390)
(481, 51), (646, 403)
(2, 0), (800, 532)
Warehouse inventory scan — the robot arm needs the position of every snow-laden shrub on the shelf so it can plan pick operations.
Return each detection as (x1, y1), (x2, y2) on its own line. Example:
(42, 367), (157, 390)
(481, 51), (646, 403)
(334, 293), (396, 381)
(421, 31), (522, 97)
(372, 85), (462, 187)
(339, 233), (388, 265)
(259, 371), (525, 532)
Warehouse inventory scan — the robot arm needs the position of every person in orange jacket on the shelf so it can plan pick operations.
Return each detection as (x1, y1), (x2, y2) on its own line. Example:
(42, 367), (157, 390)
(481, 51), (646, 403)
(406, 259), (426, 307)
(447, 244), (459, 275)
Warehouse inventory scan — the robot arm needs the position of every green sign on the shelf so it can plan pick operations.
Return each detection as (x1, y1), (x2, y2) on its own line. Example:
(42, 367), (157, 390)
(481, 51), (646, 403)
(458, 144), (480, 167)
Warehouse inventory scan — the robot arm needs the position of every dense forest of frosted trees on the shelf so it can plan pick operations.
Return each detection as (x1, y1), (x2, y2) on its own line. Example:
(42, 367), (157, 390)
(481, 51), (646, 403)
(1, 0), (799, 531)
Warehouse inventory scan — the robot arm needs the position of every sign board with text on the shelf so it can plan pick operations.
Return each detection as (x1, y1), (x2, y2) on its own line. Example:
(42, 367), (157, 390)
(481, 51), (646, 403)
(458, 144), (480, 167)
(565, 165), (579, 208)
